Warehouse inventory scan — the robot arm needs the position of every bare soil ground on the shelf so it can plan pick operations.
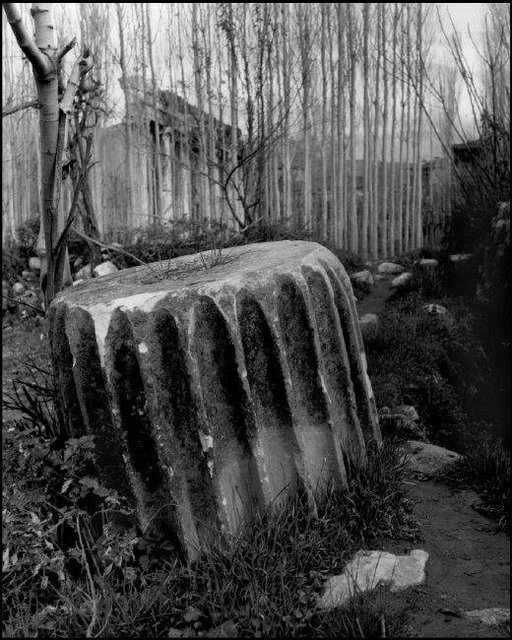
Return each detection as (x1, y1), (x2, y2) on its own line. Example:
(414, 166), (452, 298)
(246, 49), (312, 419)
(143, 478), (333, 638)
(356, 265), (510, 638)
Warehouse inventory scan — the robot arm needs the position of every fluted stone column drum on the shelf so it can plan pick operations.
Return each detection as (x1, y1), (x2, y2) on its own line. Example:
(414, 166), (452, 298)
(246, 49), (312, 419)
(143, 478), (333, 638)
(48, 241), (381, 558)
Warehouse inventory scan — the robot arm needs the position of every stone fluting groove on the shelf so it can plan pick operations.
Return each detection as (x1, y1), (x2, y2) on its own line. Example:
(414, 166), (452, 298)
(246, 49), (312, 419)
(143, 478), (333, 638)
(48, 241), (381, 558)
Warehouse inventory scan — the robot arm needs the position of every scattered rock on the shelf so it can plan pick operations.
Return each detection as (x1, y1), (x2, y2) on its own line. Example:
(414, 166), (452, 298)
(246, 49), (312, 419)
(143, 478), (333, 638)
(319, 549), (429, 609)
(93, 261), (119, 278)
(75, 264), (92, 280)
(350, 270), (374, 287)
(74, 257), (84, 270)
(28, 256), (41, 272)
(423, 303), (448, 316)
(359, 313), (379, 340)
(73, 279), (85, 287)
(12, 282), (25, 296)
(448, 253), (472, 262)
(461, 608), (510, 627)
(406, 441), (461, 476)
(378, 261), (405, 275)
(391, 272), (413, 289)
(380, 405), (426, 439)
(418, 258), (438, 269)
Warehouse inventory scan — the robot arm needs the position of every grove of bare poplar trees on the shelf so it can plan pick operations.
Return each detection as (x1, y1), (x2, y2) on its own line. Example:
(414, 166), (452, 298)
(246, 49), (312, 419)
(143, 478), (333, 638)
(2, 3), (510, 261)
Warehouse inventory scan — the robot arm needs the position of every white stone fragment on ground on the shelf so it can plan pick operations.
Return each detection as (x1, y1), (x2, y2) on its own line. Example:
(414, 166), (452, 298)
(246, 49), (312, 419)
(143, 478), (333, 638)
(464, 608), (511, 626)
(418, 258), (438, 268)
(359, 313), (378, 340)
(11, 282), (25, 295)
(378, 262), (405, 275)
(424, 303), (448, 316)
(391, 272), (413, 288)
(448, 253), (472, 262)
(29, 256), (41, 272)
(93, 261), (119, 278)
(319, 549), (429, 609)
(75, 264), (92, 280)
(461, 608), (510, 627)
(407, 440), (461, 476)
(73, 279), (85, 286)
(350, 270), (374, 286)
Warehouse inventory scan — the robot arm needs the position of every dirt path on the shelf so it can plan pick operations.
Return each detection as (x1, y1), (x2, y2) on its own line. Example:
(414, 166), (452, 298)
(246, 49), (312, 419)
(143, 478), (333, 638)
(355, 263), (510, 638)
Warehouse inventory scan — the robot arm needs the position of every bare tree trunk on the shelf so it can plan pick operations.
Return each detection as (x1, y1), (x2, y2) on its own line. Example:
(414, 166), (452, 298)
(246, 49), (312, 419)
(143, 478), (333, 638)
(320, 3), (328, 239)
(371, 4), (381, 260)
(397, 4), (406, 255)
(415, 3), (424, 250)
(115, 3), (134, 228)
(146, 3), (162, 225)
(389, 3), (399, 257)
(347, 3), (358, 255)
(404, 3), (412, 254)
(380, 5), (389, 258)
(361, 4), (370, 260)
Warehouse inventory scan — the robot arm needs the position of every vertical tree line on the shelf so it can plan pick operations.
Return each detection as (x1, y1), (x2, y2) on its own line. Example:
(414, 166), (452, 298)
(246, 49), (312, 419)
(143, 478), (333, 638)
(3, 3), (509, 259)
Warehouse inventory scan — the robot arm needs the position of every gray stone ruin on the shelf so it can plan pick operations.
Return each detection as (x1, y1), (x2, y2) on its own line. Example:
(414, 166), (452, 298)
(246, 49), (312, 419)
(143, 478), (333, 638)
(48, 241), (381, 559)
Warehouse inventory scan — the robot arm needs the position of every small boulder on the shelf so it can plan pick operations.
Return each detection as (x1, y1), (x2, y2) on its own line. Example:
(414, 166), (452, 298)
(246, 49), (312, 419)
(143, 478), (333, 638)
(73, 256), (84, 271)
(424, 303), (448, 316)
(380, 405), (425, 440)
(73, 279), (85, 287)
(461, 608), (510, 627)
(93, 261), (119, 278)
(319, 549), (429, 609)
(378, 262), (405, 275)
(75, 264), (92, 280)
(448, 253), (472, 262)
(418, 258), (438, 269)
(359, 313), (379, 340)
(406, 441), (461, 476)
(12, 282), (25, 296)
(28, 256), (41, 272)
(350, 270), (374, 287)
(391, 272), (413, 289)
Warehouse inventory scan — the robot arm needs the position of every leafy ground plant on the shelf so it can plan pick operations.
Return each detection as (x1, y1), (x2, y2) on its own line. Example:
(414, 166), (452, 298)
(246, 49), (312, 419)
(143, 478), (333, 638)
(2, 362), (416, 639)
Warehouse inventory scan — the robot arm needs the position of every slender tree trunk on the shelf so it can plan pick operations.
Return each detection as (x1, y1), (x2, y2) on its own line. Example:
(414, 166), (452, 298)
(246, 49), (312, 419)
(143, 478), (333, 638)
(361, 4), (370, 260)
(371, 4), (381, 260)
(397, 4), (406, 255)
(347, 3), (358, 254)
(380, 5), (389, 258)
(320, 3), (328, 239)
(404, 3), (412, 253)
(115, 3), (134, 228)
(415, 3), (424, 250)
(389, 3), (399, 256)
(146, 3), (162, 225)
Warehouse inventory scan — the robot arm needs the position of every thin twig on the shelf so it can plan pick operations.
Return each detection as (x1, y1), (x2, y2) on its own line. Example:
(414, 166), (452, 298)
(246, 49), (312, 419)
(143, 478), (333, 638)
(76, 515), (98, 639)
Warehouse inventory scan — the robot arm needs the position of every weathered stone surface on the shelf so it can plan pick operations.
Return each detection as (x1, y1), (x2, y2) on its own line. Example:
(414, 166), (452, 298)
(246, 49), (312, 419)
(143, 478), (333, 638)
(319, 549), (429, 609)
(75, 264), (92, 280)
(12, 282), (25, 296)
(377, 262), (404, 275)
(48, 241), (381, 558)
(461, 608), (510, 627)
(423, 303), (448, 316)
(448, 253), (472, 262)
(29, 256), (41, 272)
(380, 405), (425, 439)
(406, 441), (460, 476)
(93, 261), (119, 278)
(350, 270), (374, 287)
(359, 313), (379, 340)
(391, 272), (413, 289)
(418, 258), (438, 269)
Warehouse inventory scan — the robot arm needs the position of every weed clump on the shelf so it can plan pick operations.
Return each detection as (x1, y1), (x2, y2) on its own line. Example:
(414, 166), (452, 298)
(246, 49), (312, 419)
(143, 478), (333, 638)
(3, 354), (415, 638)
